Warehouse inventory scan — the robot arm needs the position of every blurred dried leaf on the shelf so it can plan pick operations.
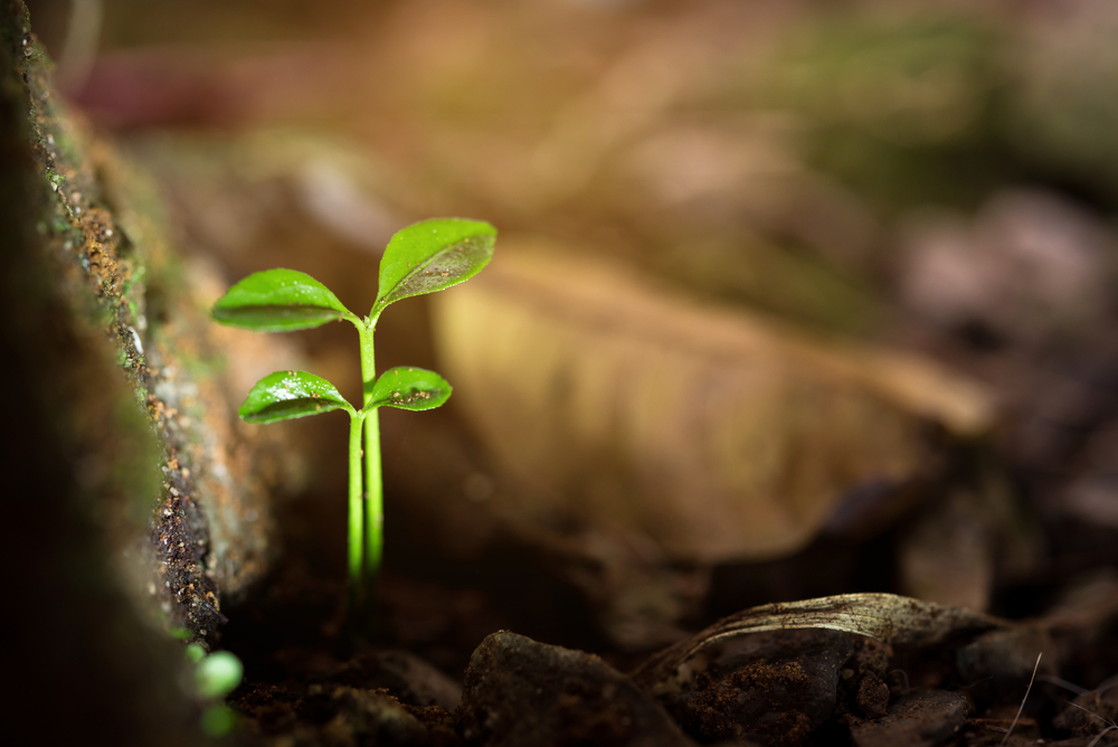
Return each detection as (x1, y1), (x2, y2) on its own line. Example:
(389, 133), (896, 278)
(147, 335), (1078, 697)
(432, 246), (993, 563)
(634, 592), (1005, 692)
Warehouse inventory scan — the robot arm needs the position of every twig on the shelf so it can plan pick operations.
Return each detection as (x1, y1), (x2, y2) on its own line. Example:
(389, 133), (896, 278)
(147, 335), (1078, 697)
(1064, 699), (1118, 747)
(1001, 652), (1042, 746)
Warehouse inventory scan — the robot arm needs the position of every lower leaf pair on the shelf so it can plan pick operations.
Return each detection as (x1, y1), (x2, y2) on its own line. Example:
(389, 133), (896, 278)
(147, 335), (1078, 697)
(238, 367), (452, 425)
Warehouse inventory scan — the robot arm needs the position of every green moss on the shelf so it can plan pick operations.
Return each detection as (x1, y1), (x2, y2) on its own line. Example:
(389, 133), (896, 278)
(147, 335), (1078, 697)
(755, 11), (1009, 212)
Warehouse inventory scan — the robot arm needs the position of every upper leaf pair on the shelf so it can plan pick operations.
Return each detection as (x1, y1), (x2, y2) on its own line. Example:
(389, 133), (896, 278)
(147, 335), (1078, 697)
(212, 217), (497, 331)
(211, 217), (495, 424)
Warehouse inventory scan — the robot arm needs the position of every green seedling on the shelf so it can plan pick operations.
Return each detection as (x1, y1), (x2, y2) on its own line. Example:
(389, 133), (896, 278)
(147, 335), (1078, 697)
(212, 218), (496, 613)
(185, 644), (244, 737)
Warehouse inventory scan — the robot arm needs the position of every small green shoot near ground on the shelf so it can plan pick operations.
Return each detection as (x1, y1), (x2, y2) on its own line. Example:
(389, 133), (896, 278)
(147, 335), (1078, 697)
(212, 218), (496, 615)
(185, 644), (243, 737)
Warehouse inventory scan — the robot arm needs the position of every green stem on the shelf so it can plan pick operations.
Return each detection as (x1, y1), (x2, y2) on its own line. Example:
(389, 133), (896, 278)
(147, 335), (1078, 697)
(346, 410), (365, 608)
(364, 408), (384, 583)
(357, 320), (383, 596)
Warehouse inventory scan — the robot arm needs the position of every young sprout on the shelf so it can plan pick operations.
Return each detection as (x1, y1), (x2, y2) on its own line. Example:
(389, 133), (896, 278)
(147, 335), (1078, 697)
(185, 644), (243, 737)
(212, 218), (496, 614)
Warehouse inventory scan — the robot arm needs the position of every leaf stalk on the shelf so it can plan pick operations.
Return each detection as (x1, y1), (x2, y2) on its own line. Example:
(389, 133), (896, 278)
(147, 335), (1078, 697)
(347, 408), (366, 609)
(357, 318), (384, 607)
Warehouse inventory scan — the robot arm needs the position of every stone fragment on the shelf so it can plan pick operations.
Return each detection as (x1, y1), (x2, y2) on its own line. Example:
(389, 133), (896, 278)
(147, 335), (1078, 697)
(457, 631), (694, 747)
(847, 690), (970, 747)
(637, 628), (858, 746)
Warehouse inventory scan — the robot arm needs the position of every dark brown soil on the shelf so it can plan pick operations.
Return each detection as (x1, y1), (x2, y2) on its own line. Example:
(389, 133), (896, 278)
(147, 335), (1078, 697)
(213, 506), (1118, 747)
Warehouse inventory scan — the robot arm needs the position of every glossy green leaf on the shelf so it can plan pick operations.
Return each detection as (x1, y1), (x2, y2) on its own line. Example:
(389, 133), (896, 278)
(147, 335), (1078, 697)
(239, 370), (354, 424)
(371, 218), (496, 317)
(367, 366), (452, 411)
(213, 269), (354, 332)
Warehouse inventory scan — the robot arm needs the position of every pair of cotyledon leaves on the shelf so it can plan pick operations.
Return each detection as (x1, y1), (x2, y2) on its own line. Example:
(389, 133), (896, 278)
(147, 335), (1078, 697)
(212, 218), (496, 424)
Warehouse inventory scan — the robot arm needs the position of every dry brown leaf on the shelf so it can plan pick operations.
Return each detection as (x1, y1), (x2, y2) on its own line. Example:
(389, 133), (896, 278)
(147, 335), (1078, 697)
(634, 592), (1005, 693)
(432, 246), (993, 563)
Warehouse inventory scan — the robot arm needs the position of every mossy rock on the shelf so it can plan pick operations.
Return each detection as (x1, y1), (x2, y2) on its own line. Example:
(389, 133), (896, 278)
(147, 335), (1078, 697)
(1, 1), (288, 741)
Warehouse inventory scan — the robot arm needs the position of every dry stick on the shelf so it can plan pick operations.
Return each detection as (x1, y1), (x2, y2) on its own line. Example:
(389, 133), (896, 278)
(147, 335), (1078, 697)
(1086, 729), (1113, 747)
(1034, 667), (1118, 746)
(1001, 652), (1043, 747)
(1064, 700), (1118, 747)
(1087, 725), (1118, 747)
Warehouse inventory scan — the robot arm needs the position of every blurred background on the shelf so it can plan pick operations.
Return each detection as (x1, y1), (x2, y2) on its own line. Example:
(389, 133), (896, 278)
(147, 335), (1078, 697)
(23, 0), (1118, 643)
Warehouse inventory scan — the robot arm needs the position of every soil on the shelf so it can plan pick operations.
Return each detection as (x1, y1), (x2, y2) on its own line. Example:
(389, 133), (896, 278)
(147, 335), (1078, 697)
(212, 500), (1118, 747)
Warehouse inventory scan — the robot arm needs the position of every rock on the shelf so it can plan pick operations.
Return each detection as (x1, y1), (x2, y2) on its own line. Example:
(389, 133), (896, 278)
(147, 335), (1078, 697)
(457, 631), (694, 747)
(2, 1), (316, 742)
(632, 593), (1007, 745)
(335, 648), (463, 711)
(1, 3), (203, 743)
(6, 0), (301, 641)
(637, 627), (862, 746)
(847, 690), (971, 747)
